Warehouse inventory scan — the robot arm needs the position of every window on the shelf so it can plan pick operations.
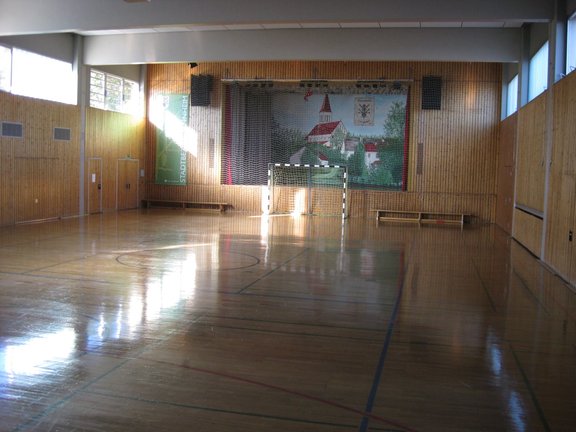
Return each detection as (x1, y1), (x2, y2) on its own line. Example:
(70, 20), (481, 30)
(9, 48), (75, 104)
(567, 12), (576, 75)
(506, 75), (518, 117)
(90, 69), (140, 115)
(528, 41), (549, 101)
(0, 45), (11, 91)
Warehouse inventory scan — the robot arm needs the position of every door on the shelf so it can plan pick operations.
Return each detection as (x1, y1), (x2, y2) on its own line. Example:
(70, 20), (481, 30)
(88, 158), (102, 214)
(117, 159), (139, 210)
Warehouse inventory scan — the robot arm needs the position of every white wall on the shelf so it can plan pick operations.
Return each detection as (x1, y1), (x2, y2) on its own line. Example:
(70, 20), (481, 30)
(0, 33), (75, 62)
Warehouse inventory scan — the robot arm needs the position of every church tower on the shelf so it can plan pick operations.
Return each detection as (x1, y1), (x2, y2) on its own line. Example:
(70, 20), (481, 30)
(319, 94), (332, 124)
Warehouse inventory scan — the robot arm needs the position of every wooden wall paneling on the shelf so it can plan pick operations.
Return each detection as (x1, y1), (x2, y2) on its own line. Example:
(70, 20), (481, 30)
(347, 190), (367, 219)
(0, 140), (15, 225)
(86, 108), (146, 212)
(515, 94), (546, 212)
(117, 159), (139, 210)
(14, 158), (35, 222)
(14, 158), (61, 223)
(54, 104), (80, 218)
(496, 113), (517, 233)
(0, 92), (81, 224)
(545, 72), (576, 282)
(88, 158), (103, 214)
(146, 62), (501, 222)
(416, 79), (499, 196)
(513, 208), (543, 257)
(220, 185), (263, 213)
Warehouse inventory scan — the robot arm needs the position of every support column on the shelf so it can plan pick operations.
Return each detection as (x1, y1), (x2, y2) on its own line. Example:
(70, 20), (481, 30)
(541, 0), (567, 259)
(74, 35), (87, 216)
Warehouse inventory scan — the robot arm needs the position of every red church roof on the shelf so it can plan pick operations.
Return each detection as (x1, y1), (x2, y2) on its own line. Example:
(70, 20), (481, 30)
(307, 120), (342, 137)
(364, 143), (377, 152)
(320, 94), (332, 113)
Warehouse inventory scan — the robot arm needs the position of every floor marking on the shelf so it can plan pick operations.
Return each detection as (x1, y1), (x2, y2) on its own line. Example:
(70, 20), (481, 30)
(196, 322), (382, 343)
(144, 357), (417, 432)
(237, 247), (310, 294)
(84, 389), (360, 429)
(512, 269), (552, 316)
(241, 291), (398, 306)
(203, 315), (387, 334)
(10, 327), (182, 432)
(358, 251), (408, 432)
(470, 258), (497, 312)
(509, 344), (552, 432)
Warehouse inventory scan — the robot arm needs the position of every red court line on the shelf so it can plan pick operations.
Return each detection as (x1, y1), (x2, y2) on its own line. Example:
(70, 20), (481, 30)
(144, 358), (419, 432)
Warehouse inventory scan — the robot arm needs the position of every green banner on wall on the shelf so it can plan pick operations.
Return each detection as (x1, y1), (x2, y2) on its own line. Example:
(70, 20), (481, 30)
(154, 94), (189, 185)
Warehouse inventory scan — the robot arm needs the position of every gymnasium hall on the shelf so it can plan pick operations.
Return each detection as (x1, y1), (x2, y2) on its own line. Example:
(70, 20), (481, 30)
(0, 1), (575, 430)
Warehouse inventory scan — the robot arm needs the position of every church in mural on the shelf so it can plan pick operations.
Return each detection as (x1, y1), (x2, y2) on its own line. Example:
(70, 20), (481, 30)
(287, 93), (401, 189)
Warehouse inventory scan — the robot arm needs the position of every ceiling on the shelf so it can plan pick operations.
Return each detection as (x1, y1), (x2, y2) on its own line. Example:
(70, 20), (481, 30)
(78, 20), (525, 37)
(0, 0), (563, 64)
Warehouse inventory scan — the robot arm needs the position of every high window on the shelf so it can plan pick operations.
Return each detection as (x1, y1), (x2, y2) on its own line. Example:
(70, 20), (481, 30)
(528, 41), (549, 101)
(567, 12), (576, 75)
(89, 69), (140, 115)
(0, 46), (75, 104)
(506, 75), (518, 117)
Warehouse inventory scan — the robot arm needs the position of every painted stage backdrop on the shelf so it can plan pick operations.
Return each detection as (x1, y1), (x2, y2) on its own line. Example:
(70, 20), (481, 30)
(223, 84), (409, 190)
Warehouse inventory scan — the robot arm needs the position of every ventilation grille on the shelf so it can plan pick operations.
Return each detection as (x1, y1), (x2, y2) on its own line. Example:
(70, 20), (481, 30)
(1, 122), (23, 138)
(54, 127), (71, 141)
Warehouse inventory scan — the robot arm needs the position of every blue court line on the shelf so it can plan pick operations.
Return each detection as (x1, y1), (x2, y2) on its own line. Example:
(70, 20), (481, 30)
(358, 251), (408, 432)
(11, 358), (132, 432)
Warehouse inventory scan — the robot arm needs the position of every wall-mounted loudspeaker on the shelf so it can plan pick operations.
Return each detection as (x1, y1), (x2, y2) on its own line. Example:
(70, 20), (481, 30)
(191, 74), (213, 106)
(422, 76), (442, 110)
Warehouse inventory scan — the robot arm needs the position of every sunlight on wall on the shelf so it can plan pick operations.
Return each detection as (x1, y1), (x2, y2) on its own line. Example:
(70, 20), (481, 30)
(149, 94), (198, 157)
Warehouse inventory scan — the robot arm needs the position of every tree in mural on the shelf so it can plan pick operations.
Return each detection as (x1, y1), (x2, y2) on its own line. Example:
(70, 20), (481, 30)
(347, 140), (366, 177)
(271, 119), (307, 163)
(369, 100), (406, 188)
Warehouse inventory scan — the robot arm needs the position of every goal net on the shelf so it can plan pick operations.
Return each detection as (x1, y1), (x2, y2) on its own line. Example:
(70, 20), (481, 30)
(267, 163), (348, 218)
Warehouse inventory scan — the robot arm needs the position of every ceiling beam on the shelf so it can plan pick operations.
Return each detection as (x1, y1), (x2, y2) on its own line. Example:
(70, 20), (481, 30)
(83, 28), (521, 65)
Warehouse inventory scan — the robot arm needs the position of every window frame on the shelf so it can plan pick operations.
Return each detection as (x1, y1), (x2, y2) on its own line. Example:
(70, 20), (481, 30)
(506, 74), (518, 117)
(567, 11), (576, 75)
(8, 47), (76, 105)
(528, 41), (549, 102)
(89, 68), (140, 115)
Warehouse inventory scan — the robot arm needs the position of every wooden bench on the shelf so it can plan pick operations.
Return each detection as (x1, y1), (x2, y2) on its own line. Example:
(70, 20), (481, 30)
(143, 199), (229, 212)
(373, 209), (469, 226)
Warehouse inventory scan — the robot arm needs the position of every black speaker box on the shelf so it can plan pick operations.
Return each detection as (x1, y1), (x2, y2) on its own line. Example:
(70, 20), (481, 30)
(191, 74), (213, 106)
(422, 76), (442, 110)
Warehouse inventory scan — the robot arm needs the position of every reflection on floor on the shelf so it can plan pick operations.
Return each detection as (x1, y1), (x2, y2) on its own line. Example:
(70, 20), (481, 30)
(0, 210), (574, 432)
